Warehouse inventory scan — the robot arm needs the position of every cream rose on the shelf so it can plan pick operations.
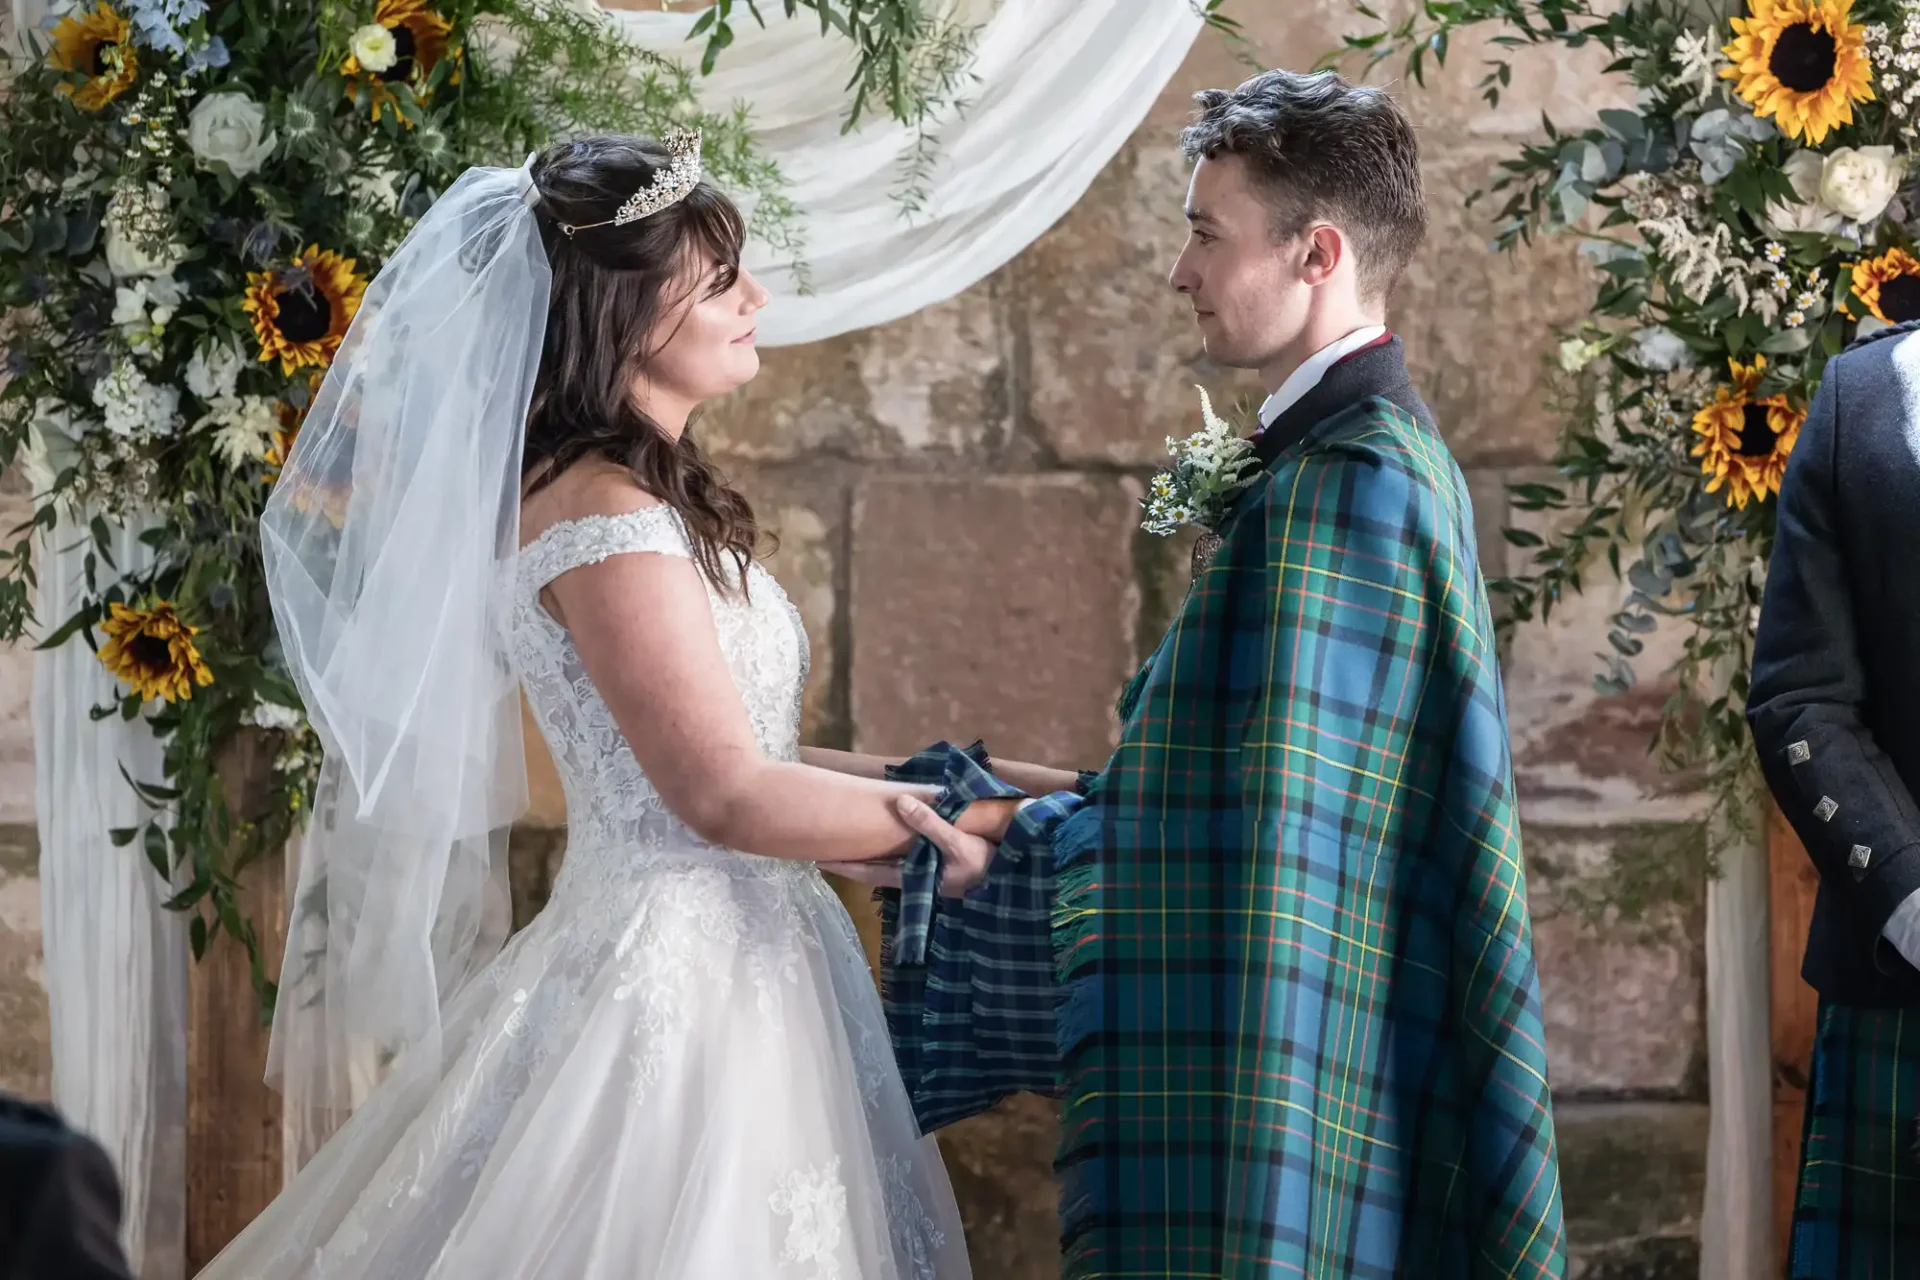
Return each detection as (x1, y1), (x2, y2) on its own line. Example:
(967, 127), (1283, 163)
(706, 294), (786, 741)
(103, 183), (187, 279)
(1819, 145), (1907, 225)
(187, 92), (278, 180)
(1763, 150), (1844, 237)
(350, 24), (398, 73)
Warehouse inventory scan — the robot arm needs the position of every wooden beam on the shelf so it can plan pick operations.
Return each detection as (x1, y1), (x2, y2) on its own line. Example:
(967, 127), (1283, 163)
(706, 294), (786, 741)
(1767, 800), (1821, 1274)
(185, 731), (288, 1272)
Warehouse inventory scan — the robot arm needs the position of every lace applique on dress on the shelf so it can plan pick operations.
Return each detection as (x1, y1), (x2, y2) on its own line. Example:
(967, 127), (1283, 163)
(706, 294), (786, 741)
(879, 1153), (949, 1280)
(770, 1158), (851, 1279)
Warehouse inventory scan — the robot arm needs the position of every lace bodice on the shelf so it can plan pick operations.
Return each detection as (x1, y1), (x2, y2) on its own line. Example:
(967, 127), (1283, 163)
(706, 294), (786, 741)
(511, 508), (812, 898)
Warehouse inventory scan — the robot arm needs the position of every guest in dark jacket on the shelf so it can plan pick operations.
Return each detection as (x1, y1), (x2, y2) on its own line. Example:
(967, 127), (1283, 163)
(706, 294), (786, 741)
(1749, 318), (1920, 1279)
(0, 1093), (134, 1280)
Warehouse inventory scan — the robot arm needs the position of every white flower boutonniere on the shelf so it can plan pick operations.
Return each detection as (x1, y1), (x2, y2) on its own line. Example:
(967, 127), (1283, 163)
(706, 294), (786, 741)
(1141, 386), (1259, 536)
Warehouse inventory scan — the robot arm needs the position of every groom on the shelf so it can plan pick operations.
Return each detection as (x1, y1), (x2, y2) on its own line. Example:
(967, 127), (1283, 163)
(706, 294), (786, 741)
(876, 69), (1567, 1278)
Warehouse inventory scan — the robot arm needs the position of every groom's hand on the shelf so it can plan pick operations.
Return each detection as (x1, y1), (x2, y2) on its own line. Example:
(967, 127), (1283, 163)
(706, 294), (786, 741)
(894, 796), (998, 896)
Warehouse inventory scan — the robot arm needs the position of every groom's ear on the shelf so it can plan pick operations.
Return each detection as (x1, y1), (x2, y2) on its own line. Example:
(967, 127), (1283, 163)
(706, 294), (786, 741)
(1298, 224), (1348, 287)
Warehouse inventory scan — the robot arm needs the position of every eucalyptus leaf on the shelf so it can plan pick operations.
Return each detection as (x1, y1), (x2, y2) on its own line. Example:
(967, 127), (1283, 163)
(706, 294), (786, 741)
(1579, 140), (1607, 183)
(1690, 108), (1730, 141)
(1598, 108), (1646, 140)
(1628, 561), (1673, 597)
(1758, 326), (1815, 354)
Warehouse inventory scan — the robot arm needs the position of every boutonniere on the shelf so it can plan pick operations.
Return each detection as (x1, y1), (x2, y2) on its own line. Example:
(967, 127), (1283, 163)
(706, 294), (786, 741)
(1140, 386), (1259, 536)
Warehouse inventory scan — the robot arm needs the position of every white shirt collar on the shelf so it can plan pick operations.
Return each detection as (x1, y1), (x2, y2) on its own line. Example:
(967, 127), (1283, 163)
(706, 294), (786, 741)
(1257, 325), (1390, 428)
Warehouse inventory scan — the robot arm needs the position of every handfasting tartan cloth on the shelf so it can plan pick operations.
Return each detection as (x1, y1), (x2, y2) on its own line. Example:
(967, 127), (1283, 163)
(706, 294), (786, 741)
(1790, 1001), (1920, 1279)
(877, 741), (1078, 1129)
(1046, 396), (1565, 1279)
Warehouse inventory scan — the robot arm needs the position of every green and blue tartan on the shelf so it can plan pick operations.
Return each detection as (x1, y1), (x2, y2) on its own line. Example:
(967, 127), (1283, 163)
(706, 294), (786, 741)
(1791, 1000), (1920, 1279)
(1044, 397), (1565, 1279)
(882, 397), (1566, 1278)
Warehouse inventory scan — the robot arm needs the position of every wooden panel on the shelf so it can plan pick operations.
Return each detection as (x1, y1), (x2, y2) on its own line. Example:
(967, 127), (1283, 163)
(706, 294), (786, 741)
(186, 732), (288, 1272)
(1767, 800), (1822, 1275)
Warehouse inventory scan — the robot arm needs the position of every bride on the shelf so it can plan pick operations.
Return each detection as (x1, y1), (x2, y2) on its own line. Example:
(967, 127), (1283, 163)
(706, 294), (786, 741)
(198, 133), (1018, 1278)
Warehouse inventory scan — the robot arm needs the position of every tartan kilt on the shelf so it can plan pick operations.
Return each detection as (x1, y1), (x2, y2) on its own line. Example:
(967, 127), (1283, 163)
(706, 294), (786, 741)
(1791, 1001), (1920, 1280)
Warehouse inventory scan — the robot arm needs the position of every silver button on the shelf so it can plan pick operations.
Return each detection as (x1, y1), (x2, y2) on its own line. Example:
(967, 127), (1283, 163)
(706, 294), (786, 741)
(1849, 844), (1874, 870)
(1815, 796), (1839, 822)
(1788, 741), (1811, 764)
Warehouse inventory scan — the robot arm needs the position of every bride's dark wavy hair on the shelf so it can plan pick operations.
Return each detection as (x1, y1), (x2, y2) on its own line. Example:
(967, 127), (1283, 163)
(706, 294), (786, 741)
(521, 134), (761, 591)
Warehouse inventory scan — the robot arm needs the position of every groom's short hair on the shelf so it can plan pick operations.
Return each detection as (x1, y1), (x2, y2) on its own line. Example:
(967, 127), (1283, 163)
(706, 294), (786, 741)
(1181, 69), (1427, 304)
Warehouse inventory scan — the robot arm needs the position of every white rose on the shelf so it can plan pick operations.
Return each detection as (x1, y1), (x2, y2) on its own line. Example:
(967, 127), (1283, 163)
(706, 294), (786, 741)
(350, 23), (398, 73)
(1629, 326), (1695, 372)
(185, 339), (245, 401)
(104, 221), (186, 279)
(103, 184), (186, 279)
(1763, 150), (1844, 236)
(1819, 145), (1907, 225)
(187, 92), (278, 180)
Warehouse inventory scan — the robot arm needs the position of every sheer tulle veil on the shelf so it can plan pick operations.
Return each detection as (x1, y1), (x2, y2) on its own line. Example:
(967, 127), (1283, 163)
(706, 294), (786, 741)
(258, 157), (551, 1141)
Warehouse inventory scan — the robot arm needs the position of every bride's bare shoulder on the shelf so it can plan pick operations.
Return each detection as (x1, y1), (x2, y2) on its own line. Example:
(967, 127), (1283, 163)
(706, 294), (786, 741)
(518, 457), (668, 551)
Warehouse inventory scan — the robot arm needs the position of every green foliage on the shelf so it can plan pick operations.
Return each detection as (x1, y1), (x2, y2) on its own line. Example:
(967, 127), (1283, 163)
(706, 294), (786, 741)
(1339, 0), (1920, 884)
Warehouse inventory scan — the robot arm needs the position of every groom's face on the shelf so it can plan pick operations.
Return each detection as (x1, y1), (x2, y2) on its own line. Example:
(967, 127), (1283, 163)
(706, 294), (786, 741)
(1169, 155), (1303, 370)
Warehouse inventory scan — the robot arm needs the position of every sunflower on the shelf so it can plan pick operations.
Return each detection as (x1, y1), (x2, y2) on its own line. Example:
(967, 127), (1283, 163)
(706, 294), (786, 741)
(98, 602), (213, 703)
(1850, 247), (1920, 324)
(49, 2), (137, 112)
(342, 0), (454, 123)
(262, 404), (302, 484)
(1691, 355), (1806, 509)
(1722, 0), (1874, 145)
(242, 247), (367, 376)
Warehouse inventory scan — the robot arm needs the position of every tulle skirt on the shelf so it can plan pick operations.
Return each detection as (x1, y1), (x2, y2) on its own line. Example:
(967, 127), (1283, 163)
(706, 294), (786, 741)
(197, 846), (971, 1279)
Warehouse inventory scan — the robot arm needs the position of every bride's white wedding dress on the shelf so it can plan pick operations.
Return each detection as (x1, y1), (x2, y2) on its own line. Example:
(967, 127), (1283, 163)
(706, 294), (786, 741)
(201, 506), (971, 1279)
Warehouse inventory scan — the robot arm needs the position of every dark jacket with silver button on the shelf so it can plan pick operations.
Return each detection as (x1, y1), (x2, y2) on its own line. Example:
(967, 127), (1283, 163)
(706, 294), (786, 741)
(1750, 320), (1920, 1006)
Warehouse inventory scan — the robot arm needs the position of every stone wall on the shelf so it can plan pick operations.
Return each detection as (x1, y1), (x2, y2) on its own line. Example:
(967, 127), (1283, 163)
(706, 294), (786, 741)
(0, 465), (45, 1105)
(0, 5), (1710, 1277)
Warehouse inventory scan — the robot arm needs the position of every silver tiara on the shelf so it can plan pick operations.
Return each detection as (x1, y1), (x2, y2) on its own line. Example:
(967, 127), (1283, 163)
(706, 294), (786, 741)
(558, 129), (704, 238)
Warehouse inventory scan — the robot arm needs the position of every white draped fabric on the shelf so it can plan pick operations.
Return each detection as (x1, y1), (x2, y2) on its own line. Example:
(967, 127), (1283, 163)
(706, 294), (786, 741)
(10, 1), (1206, 1274)
(609, 0), (1207, 347)
(33, 517), (189, 1280)
(14, 6), (190, 1278)
(1702, 793), (1776, 1277)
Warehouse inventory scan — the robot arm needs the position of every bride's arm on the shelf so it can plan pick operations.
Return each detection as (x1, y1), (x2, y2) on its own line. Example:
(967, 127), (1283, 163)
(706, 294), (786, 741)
(803, 746), (1084, 797)
(549, 546), (1015, 864)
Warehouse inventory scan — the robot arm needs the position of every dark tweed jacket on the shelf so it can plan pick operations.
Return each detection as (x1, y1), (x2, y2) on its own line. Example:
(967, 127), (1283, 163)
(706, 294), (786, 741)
(1750, 320), (1920, 1006)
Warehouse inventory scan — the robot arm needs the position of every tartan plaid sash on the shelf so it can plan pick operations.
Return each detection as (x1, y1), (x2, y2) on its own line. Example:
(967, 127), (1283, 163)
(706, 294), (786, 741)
(876, 399), (1565, 1278)
(1052, 398), (1565, 1277)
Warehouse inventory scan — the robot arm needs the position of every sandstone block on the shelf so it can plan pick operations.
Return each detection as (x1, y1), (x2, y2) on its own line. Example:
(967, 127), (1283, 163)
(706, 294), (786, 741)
(1021, 137), (1267, 468)
(850, 474), (1139, 770)
(1558, 1100), (1706, 1276)
(1396, 141), (1601, 468)
(0, 825), (50, 1100)
(1499, 468), (1704, 827)
(703, 284), (1011, 463)
(1528, 825), (1706, 1095)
